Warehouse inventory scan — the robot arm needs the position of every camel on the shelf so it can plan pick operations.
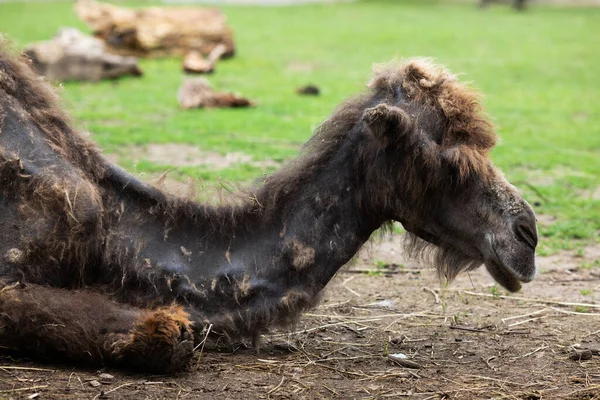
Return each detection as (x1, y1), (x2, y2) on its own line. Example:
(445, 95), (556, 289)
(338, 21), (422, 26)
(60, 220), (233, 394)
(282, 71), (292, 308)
(0, 45), (538, 373)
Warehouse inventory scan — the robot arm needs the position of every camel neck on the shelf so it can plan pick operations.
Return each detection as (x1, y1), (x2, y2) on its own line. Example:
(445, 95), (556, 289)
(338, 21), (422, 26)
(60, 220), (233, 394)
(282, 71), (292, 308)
(257, 134), (380, 285)
(189, 130), (380, 292)
(101, 128), (383, 336)
(183, 130), (382, 335)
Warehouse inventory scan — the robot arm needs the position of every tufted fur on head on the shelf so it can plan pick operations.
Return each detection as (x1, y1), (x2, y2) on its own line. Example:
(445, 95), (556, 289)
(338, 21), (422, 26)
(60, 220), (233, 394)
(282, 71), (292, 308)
(368, 58), (497, 183)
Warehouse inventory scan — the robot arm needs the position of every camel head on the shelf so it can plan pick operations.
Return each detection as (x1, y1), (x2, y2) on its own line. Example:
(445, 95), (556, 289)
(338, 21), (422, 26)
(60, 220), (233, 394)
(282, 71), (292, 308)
(359, 59), (537, 292)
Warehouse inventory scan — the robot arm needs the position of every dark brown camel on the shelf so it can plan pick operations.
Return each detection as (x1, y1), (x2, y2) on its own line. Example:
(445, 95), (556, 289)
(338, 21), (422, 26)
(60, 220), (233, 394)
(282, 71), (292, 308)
(0, 46), (538, 373)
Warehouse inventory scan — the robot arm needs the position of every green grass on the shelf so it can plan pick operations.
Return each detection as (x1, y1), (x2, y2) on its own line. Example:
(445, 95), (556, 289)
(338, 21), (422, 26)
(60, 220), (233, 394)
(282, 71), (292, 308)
(0, 0), (599, 249)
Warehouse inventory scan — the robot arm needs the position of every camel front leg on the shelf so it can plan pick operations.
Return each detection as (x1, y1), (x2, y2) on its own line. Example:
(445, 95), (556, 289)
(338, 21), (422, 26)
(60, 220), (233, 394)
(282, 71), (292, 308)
(0, 283), (194, 372)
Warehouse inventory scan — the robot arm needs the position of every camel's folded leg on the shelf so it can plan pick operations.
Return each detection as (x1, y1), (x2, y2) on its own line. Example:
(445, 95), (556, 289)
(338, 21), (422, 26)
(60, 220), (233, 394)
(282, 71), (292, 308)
(0, 283), (194, 372)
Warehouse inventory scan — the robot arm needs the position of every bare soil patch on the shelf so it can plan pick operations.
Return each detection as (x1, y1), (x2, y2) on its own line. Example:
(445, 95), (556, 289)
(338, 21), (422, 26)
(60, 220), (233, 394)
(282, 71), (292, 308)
(515, 166), (596, 188)
(286, 61), (317, 73)
(0, 236), (599, 399)
(108, 143), (280, 170)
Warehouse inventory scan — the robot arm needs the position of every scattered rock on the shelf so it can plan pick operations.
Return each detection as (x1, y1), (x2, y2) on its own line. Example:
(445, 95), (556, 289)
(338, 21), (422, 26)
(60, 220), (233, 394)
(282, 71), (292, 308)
(271, 342), (298, 353)
(296, 84), (320, 96)
(177, 78), (254, 109)
(98, 373), (114, 381)
(370, 299), (396, 308)
(388, 354), (421, 369)
(390, 336), (404, 345)
(569, 349), (593, 361)
(89, 379), (102, 387)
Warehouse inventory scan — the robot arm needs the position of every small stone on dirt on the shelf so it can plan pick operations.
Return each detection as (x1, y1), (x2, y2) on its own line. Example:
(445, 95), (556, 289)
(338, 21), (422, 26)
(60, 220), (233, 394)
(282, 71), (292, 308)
(371, 299), (396, 308)
(569, 349), (593, 361)
(27, 394), (40, 399)
(390, 336), (404, 344)
(388, 354), (421, 369)
(89, 380), (102, 387)
(98, 373), (114, 381)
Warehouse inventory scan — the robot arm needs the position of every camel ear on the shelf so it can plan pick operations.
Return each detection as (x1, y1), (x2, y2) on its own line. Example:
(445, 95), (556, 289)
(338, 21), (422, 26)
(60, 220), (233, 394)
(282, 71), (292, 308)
(362, 103), (413, 145)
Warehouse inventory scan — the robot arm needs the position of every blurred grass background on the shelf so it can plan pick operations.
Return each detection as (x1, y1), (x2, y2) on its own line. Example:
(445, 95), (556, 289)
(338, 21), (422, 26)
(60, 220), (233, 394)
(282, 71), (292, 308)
(0, 0), (598, 253)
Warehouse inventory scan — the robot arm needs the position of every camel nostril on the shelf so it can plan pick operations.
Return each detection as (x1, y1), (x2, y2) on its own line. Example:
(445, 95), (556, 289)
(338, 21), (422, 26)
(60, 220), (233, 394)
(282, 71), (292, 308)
(515, 221), (537, 250)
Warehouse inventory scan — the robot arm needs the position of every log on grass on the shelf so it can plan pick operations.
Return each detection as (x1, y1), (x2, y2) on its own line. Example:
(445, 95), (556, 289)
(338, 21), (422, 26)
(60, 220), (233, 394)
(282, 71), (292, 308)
(24, 27), (142, 82)
(75, 0), (235, 58)
(177, 78), (253, 109)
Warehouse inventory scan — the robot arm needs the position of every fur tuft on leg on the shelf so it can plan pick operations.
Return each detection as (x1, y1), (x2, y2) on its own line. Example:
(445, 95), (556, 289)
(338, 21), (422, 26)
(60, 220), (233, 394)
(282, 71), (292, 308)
(105, 305), (194, 373)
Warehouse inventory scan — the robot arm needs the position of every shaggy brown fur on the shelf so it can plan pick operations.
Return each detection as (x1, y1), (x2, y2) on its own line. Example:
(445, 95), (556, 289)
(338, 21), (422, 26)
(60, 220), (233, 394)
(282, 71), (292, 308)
(0, 43), (537, 372)
(369, 59), (496, 183)
(106, 306), (194, 372)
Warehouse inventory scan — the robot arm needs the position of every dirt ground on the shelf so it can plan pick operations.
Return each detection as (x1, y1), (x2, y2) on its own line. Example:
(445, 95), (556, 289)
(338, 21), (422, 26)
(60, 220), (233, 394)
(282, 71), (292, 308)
(0, 234), (598, 400)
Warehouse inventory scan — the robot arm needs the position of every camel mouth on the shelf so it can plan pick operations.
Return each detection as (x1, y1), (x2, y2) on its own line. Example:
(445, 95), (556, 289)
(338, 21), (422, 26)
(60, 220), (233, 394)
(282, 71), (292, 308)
(484, 254), (522, 292)
(482, 233), (534, 292)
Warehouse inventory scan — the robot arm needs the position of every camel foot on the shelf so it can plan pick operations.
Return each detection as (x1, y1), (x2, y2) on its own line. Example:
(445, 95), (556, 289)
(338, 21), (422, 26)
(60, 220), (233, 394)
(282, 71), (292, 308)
(106, 306), (194, 373)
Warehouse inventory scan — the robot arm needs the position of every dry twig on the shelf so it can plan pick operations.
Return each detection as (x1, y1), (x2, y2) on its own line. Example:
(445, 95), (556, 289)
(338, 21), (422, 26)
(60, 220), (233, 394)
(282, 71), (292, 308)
(422, 287), (440, 304)
(463, 291), (600, 309)
(0, 385), (49, 393)
(0, 366), (55, 372)
(103, 382), (138, 394)
(267, 376), (286, 395)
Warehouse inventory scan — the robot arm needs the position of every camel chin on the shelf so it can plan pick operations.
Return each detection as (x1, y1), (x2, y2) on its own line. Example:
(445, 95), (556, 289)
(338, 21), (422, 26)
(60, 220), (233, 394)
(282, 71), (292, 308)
(482, 233), (536, 293)
(483, 257), (522, 293)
